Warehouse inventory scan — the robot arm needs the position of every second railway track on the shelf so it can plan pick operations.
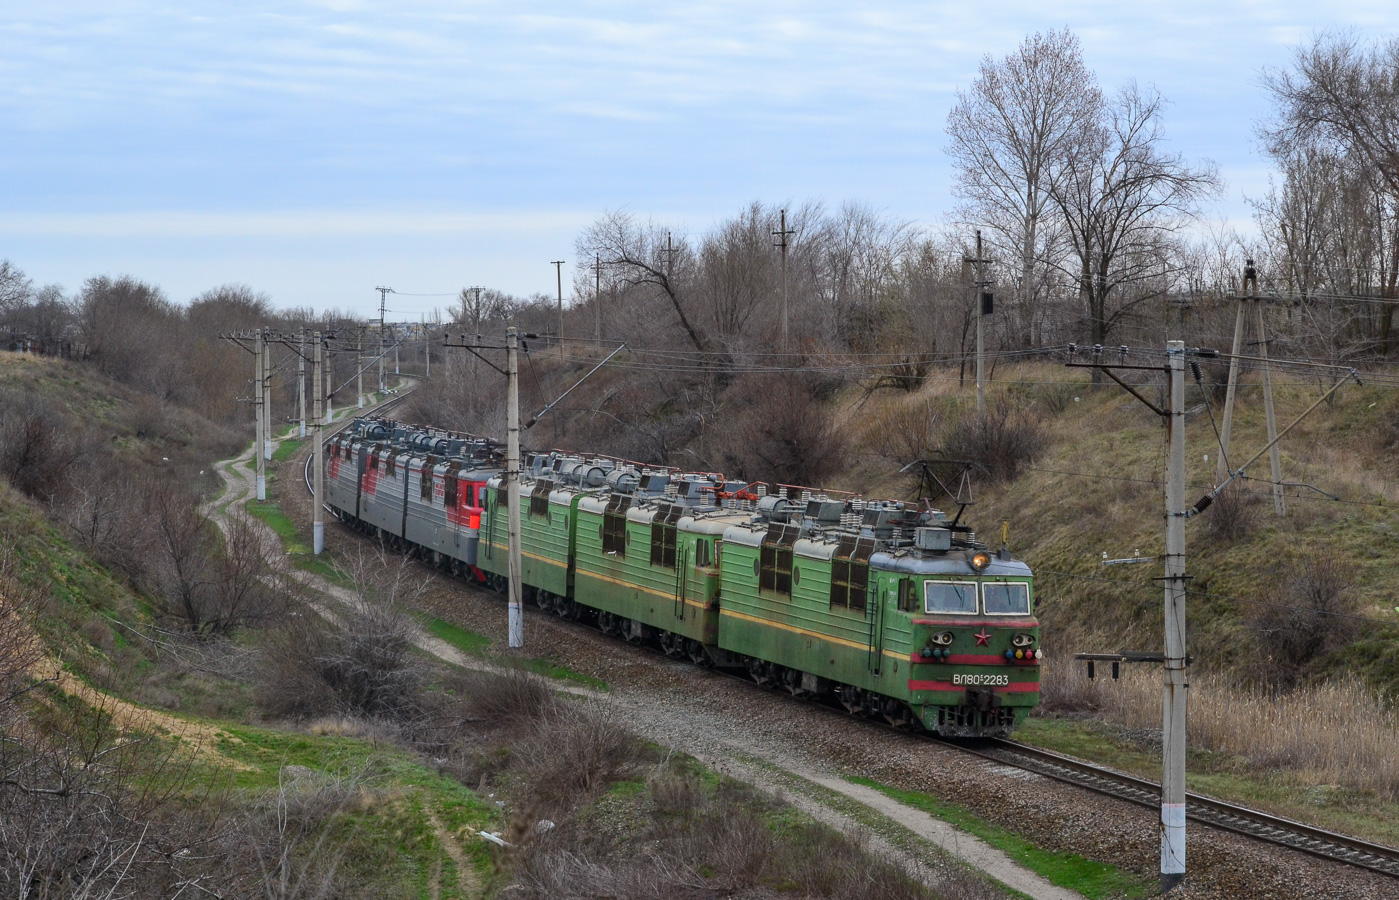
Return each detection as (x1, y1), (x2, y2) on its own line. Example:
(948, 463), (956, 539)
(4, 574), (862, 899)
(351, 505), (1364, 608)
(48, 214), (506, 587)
(957, 737), (1399, 879)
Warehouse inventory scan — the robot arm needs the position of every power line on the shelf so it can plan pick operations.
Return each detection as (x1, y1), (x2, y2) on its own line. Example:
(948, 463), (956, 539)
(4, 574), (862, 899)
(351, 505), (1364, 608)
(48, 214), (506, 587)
(1037, 568), (1397, 629)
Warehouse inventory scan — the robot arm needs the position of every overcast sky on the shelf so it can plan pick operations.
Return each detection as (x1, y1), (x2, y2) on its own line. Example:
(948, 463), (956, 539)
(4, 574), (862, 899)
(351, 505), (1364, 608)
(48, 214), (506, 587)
(2, 2), (1396, 319)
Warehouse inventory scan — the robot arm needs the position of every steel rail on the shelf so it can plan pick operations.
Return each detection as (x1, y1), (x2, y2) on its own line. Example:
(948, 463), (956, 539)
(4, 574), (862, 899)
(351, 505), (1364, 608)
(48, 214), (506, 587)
(952, 737), (1399, 878)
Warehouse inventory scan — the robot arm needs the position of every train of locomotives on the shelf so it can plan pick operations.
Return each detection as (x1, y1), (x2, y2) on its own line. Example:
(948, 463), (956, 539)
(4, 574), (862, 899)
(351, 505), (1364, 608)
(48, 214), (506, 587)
(324, 416), (1041, 737)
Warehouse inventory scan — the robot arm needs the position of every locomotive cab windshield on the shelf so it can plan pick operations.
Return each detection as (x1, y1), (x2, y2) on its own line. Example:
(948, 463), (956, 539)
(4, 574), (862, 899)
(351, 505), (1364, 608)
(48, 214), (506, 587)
(923, 581), (977, 614)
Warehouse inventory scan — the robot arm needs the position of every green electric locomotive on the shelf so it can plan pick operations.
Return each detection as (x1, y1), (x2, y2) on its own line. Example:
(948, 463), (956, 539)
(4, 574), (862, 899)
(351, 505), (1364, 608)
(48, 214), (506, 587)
(467, 448), (1039, 737)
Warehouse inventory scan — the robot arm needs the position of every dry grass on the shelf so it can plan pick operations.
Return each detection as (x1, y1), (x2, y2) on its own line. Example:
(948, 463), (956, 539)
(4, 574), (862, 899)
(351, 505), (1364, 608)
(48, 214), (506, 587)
(508, 760), (984, 900)
(1042, 660), (1399, 799)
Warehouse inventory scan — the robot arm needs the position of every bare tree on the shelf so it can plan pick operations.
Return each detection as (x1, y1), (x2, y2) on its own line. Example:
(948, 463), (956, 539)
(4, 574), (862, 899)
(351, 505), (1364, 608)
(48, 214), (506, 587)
(946, 29), (1102, 347)
(576, 211), (710, 353)
(695, 201), (779, 342)
(1048, 83), (1220, 369)
(1262, 32), (1399, 354)
(0, 259), (32, 328)
(140, 480), (284, 636)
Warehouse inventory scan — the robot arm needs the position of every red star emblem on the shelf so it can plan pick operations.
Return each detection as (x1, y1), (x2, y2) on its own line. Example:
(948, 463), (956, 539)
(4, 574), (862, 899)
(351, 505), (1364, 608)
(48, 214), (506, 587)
(974, 629), (991, 646)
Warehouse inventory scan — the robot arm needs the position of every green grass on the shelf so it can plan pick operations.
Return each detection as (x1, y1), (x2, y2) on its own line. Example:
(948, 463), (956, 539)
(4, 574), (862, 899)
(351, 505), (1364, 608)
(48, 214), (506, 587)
(271, 437), (304, 463)
(247, 500), (310, 555)
(409, 611), (608, 690)
(848, 776), (1153, 900)
(414, 613), (491, 654)
(519, 656), (609, 691)
(244, 499), (346, 583)
(215, 722), (496, 896)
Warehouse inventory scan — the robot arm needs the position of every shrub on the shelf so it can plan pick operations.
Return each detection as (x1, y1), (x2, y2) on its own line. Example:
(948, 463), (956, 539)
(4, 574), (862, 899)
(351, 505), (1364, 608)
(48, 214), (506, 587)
(707, 370), (848, 487)
(937, 400), (1047, 484)
(0, 388), (81, 501)
(509, 700), (645, 815)
(1204, 481), (1264, 542)
(256, 554), (427, 723)
(1245, 551), (1358, 690)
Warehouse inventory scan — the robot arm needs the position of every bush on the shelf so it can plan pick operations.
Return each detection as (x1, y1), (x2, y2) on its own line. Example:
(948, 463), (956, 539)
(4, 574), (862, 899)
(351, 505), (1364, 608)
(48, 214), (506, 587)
(0, 388), (82, 501)
(707, 370), (848, 487)
(1204, 481), (1263, 541)
(508, 700), (645, 815)
(256, 553), (429, 722)
(937, 400), (1047, 484)
(454, 665), (559, 731)
(1245, 551), (1358, 691)
(258, 598), (424, 723)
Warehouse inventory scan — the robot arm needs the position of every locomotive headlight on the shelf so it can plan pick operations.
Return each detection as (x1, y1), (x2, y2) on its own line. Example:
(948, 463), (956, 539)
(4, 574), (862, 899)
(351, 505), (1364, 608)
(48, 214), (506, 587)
(1011, 633), (1036, 648)
(928, 631), (955, 646)
(971, 551), (992, 572)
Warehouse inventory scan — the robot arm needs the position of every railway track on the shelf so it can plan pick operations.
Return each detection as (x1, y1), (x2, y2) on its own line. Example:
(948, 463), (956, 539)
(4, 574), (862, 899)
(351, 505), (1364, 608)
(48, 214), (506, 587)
(951, 737), (1399, 879)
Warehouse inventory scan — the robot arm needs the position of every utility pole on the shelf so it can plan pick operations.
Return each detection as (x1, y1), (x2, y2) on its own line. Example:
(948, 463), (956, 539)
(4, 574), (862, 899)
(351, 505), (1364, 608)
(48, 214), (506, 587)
(964, 231), (992, 420)
(1162, 339), (1187, 892)
(324, 339), (334, 422)
(661, 231), (678, 277)
(424, 324), (431, 378)
(262, 331), (273, 459)
(1216, 268), (1248, 484)
(593, 253), (602, 344)
(376, 286), (391, 394)
(773, 209), (796, 355)
(297, 328), (307, 438)
(1068, 342), (1195, 892)
(1214, 260), (1284, 514)
(253, 330), (266, 501)
(976, 230), (986, 421)
(394, 327), (400, 375)
(1251, 272), (1285, 515)
(357, 328), (364, 409)
(312, 331), (325, 555)
(505, 327), (524, 648)
(552, 260), (565, 360)
(466, 286), (485, 375)
(441, 328), (526, 648)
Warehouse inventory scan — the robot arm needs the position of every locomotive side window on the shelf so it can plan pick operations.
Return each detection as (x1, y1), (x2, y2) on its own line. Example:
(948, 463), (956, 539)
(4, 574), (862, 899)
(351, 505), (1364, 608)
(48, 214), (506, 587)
(898, 579), (917, 612)
(924, 581), (977, 614)
(694, 539), (711, 568)
(649, 503), (681, 568)
(602, 495), (631, 555)
(759, 523), (798, 597)
(829, 536), (874, 612)
(529, 479), (553, 521)
(983, 582), (1030, 615)
(444, 474), (458, 508)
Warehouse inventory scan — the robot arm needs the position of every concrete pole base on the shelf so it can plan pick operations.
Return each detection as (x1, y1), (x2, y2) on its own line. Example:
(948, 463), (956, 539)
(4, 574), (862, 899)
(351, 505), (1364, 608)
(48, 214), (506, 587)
(256, 475), (266, 501)
(1159, 872), (1185, 893)
(313, 522), (324, 555)
(508, 604), (523, 648)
